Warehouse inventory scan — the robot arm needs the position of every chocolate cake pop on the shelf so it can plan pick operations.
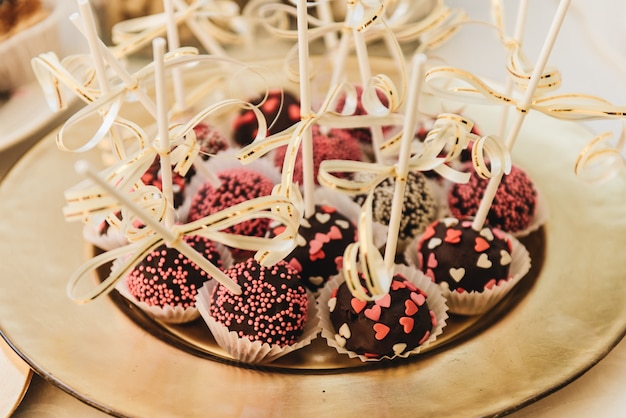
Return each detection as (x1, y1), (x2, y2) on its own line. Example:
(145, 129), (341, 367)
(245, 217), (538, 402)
(328, 273), (436, 359)
(273, 124), (363, 186)
(231, 89), (301, 147)
(209, 258), (309, 347)
(125, 235), (223, 309)
(415, 217), (513, 293)
(269, 204), (357, 292)
(447, 163), (538, 233)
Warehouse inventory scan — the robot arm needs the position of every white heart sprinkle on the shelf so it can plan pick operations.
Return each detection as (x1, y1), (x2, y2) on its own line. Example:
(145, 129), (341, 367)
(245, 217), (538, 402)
(500, 250), (512, 266)
(297, 234), (307, 247)
(427, 237), (442, 250)
(335, 334), (347, 348)
(449, 267), (465, 282)
(310, 276), (325, 286)
(392, 343), (407, 354)
(477, 253), (492, 269)
(480, 228), (494, 241)
(339, 323), (351, 338)
(443, 217), (458, 227)
(335, 219), (350, 229)
(315, 213), (331, 224)
(300, 218), (311, 229)
(327, 297), (337, 312)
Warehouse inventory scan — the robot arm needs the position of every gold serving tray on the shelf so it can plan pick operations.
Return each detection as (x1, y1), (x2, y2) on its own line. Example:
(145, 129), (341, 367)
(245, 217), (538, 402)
(0, 57), (625, 416)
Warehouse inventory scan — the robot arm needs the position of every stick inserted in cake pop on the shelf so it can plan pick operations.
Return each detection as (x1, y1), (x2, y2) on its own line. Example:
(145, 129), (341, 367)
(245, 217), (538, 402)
(496, 0), (529, 139)
(154, 38), (176, 228)
(163, 0), (187, 115)
(74, 160), (242, 295)
(472, 0), (571, 231)
(330, 0), (386, 163)
(69, 13), (158, 119)
(383, 53), (427, 270)
(296, 0), (315, 217)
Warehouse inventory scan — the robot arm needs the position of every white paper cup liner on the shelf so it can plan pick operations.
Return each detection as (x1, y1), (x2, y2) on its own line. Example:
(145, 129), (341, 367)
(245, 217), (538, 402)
(317, 265), (449, 362)
(405, 232), (531, 316)
(112, 242), (234, 324)
(82, 217), (129, 252)
(196, 281), (320, 364)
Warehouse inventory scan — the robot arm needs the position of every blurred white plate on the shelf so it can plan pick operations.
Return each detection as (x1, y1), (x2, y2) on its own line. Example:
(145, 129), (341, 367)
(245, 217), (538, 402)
(0, 81), (59, 151)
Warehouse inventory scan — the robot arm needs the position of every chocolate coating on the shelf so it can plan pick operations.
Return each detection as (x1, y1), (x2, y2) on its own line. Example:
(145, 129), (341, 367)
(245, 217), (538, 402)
(328, 274), (436, 358)
(209, 258), (308, 347)
(269, 205), (357, 292)
(273, 125), (362, 186)
(232, 89), (301, 147)
(416, 217), (513, 293)
(354, 171), (438, 241)
(187, 168), (274, 245)
(448, 164), (537, 232)
(126, 235), (222, 308)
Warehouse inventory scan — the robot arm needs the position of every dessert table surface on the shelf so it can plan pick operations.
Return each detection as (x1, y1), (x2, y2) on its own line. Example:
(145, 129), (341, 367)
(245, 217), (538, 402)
(1, 1), (626, 417)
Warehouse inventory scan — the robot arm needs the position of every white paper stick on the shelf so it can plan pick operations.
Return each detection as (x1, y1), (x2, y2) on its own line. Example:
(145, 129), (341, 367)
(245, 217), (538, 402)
(497, 0), (529, 139)
(77, 0), (109, 94)
(154, 38), (176, 229)
(77, 0), (127, 156)
(69, 14), (158, 119)
(472, 0), (571, 231)
(333, 1), (385, 163)
(163, 0), (187, 114)
(297, 0), (315, 217)
(193, 157), (222, 188)
(384, 54), (427, 270)
(75, 160), (242, 295)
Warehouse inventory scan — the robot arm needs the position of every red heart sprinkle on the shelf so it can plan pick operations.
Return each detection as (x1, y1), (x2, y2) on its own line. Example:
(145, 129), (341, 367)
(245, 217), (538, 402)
(410, 292), (426, 307)
(399, 317), (414, 334)
(391, 280), (407, 291)
(351, 298), (367, 313)
(474, 237), (490, 252)
(310, 249), (326, 261)
(373, 323), (390, 340)
(364, 305), (381, 321)
(327, 225), (342, 240)
(444, 229), (462, 244)
(404, 299), (418, 316)
(427, 253), (438, 268)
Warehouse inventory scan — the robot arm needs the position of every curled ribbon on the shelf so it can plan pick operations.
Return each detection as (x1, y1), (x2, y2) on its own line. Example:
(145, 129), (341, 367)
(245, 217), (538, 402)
(425, 65), (626, 179)
(67, 193), (301, 303)
(110, 0), (243, 58)
(318, 112), (512, 300)
(342, 193), (391, 301)
(31, 52), (100, 111)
